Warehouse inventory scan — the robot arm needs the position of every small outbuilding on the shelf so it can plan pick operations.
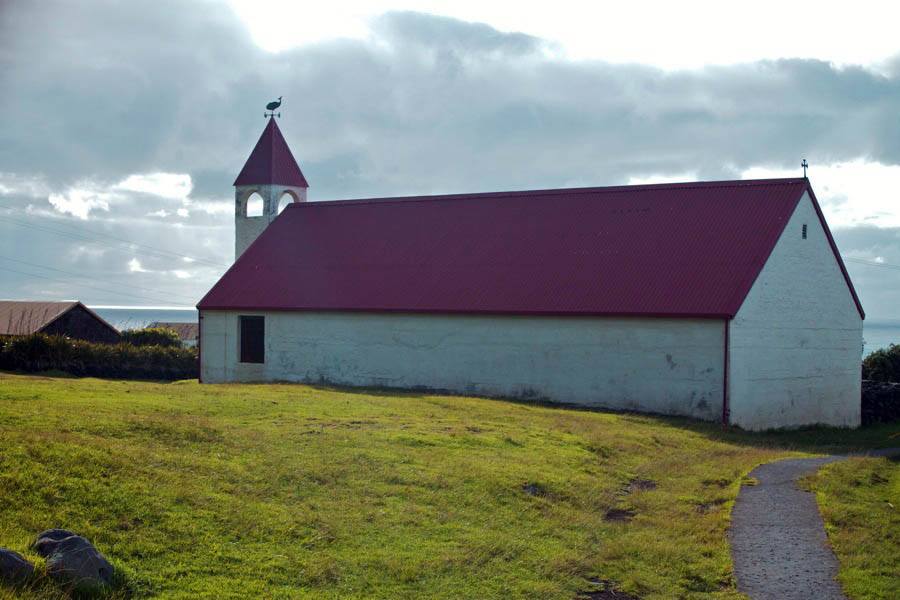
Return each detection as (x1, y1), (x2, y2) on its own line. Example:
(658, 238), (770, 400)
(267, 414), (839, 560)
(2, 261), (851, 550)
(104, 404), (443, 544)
(198, 119), (865, 430)
(0, 301), (120, 344)
(149, 322), (199, 348)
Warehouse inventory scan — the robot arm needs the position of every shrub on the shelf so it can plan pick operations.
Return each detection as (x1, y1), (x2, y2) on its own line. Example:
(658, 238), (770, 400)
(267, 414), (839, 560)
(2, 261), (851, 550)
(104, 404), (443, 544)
(121, 327), (182, 348)
(0, 334), (197, 380)
(862, 344), (900, 383)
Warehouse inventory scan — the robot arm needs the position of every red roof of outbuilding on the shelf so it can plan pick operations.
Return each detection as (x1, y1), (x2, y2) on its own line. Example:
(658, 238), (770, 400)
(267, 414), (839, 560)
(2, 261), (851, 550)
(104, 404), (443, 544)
(149, 322), (199, 341)
(233, 118), (309, 187)
(199, 178), (864, 319)
(0, 301), (119, 336)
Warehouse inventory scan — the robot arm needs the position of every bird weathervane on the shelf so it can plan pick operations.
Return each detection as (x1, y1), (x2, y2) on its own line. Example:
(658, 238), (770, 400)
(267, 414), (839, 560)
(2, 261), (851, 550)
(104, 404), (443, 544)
(801, 158), (808, 178)
(265, 96), (282, 118)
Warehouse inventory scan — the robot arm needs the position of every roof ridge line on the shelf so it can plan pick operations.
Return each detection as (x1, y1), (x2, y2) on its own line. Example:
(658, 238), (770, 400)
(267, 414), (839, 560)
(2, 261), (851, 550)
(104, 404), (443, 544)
(290, 178), (808, 209)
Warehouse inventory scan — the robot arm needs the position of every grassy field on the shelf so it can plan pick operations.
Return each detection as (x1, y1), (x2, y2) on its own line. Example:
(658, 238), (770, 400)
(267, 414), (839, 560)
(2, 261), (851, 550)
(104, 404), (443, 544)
(805, 456), (900, 600)
(0, 373), (897, 599)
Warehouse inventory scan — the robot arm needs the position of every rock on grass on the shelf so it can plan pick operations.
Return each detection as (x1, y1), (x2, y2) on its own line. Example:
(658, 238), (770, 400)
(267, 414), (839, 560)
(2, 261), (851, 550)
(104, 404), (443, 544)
(46, 536), (114, 588)
(32, 528), (77, 557)
(0, 548), (34, 586)
(32, 531), (115, 589)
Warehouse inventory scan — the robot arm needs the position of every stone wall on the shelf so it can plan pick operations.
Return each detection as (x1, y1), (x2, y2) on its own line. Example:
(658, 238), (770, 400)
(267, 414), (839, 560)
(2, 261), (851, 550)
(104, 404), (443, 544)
(861, 379), (900, 424)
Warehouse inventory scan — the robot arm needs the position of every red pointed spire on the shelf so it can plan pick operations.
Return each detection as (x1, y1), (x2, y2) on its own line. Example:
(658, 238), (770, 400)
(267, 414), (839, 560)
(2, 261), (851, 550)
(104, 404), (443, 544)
(233, 118), (309, 187)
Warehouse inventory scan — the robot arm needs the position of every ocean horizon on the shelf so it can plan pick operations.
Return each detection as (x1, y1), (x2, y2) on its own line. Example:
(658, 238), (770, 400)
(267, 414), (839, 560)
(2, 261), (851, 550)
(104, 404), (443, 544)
(91, 306), (198, 332)
(90, 306), (900, 355)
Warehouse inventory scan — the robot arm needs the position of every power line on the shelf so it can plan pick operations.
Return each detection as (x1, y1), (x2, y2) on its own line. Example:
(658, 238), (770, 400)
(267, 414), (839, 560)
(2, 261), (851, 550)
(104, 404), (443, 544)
(0, 211), (229, 268)
(0, 201), (224, 306)
(844, 257), (900, 271)
(0, 213), (229, 268)
(0, 265), (194, 307)
(0, 255), (201, 303)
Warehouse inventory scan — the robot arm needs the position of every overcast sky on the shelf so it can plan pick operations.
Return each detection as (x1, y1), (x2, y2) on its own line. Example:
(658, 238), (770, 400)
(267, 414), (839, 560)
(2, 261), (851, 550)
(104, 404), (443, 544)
(1, 0), (899, 322)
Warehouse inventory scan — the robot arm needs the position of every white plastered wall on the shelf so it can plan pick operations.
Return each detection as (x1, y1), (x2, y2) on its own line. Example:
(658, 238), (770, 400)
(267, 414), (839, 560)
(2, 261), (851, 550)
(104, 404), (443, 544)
(728, 191), (863, 430)
(200, 311), (726, 421)
(234, 184), (307, 259)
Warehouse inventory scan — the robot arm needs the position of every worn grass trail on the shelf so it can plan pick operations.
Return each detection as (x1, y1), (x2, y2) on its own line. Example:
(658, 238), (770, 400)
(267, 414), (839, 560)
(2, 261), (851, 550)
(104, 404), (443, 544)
(0, 373), (896, 599)
(730, 456), (849, 600)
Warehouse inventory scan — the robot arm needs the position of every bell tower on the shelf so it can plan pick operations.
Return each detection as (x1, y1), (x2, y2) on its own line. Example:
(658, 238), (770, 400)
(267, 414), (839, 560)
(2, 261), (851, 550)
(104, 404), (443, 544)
(233, 115), (309, 259)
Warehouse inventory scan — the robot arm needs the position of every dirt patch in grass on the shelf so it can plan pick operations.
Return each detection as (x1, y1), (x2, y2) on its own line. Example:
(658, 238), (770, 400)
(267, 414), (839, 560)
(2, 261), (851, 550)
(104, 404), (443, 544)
(603, 508), (636, 523)
(695, 498), (728, 514)
(701, 476), (731, 488)
(580, 591), (641, 600)
(578, 579), (642, 599)
(625, 478), (657, 493)
(522, 482), (549, 497)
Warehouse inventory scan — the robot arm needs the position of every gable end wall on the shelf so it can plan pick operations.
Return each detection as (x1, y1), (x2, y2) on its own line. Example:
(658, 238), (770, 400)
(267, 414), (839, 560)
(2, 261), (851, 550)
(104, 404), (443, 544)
(728, 191), (862, 430)
(40, 305), (120, 344)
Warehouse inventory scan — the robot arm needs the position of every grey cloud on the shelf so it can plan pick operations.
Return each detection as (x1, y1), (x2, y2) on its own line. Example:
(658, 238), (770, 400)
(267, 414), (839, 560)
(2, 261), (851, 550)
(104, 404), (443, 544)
(0, 188), (229, 306)
(833, 226), (900, 324)
(0, 0), (261, 185)
(834, 225), (900, 252)
(2, 1), (900, 316)
(3, 3), (900, 195)
(372, 11), (544, 57)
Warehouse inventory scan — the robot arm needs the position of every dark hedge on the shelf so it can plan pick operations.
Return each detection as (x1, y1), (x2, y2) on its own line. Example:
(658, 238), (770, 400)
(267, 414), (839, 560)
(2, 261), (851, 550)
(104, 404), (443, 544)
(120, 327), (182, 348)
(0, 334), (197, 380)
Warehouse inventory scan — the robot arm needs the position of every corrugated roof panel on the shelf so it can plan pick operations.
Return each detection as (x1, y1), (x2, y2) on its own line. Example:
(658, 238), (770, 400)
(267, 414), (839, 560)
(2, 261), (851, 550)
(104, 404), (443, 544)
(149, 322), (199, 341)
(199, 178), (864, 319)
(0, 301), (77, 335)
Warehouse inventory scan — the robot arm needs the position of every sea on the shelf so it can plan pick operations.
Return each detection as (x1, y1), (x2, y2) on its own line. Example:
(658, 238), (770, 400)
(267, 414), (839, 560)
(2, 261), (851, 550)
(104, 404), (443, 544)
(91, 306), (900, 356)
(861, 322), (900, 355)
(90, 306), (198, 332)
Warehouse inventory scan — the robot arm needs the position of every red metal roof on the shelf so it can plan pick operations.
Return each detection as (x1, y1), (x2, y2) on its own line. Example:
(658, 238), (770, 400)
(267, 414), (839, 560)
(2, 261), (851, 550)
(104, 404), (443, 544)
(0, 301), (119, 336)
(0, 301), (76, 335)
(149, 321), (199, 341)
(199, 178), (864, 319)
(233, 118), (309, 187)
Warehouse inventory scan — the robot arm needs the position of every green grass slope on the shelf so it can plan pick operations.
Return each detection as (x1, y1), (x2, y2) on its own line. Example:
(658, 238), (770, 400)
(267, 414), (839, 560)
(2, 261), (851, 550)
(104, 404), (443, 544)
(0, 373), (896, 599)
(806, 456), (900, 600)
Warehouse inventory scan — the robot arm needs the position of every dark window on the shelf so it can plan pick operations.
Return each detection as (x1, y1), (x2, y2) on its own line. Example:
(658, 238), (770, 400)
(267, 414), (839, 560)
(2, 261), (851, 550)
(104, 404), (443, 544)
(802, 224), (807, 239)
(239, 316), (265, 363)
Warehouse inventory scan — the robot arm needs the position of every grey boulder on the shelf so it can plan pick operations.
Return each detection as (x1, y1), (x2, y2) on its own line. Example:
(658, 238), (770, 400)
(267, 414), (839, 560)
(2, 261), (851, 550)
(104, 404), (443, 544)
(32, 528), (77, 557)
(0, 548), (34, 586)
(44, 536), (114, 588)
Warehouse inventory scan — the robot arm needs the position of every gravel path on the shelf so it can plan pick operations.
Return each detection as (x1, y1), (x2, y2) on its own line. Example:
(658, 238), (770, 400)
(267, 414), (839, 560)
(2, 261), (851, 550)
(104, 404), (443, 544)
(730, 449), (899, 600)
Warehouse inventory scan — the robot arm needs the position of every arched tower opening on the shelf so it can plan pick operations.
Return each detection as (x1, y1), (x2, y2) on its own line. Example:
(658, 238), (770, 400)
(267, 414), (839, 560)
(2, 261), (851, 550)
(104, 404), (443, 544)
(246, 192), (265, 217)
(232, 117), (309, 260)
(278, 190), (300, 213)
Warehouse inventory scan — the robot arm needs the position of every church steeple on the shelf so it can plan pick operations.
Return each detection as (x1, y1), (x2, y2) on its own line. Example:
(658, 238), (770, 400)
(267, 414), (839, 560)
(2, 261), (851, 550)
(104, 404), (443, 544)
(233, 117), (309, 260)
(234, 117), (308, 188)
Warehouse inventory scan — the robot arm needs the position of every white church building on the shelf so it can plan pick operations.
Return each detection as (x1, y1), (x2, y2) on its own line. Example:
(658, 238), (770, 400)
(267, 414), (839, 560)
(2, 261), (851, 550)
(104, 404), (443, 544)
(198, 118), (865, 430)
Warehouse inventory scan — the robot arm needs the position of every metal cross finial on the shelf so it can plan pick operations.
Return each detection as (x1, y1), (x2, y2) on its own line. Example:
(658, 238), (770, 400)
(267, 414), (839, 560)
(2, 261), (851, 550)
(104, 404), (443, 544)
(801, 158), (808, 178)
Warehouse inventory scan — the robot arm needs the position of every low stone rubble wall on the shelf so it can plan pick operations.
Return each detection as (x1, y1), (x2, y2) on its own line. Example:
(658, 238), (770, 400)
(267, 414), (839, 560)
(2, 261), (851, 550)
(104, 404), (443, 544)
(861, 379), (900, 425)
